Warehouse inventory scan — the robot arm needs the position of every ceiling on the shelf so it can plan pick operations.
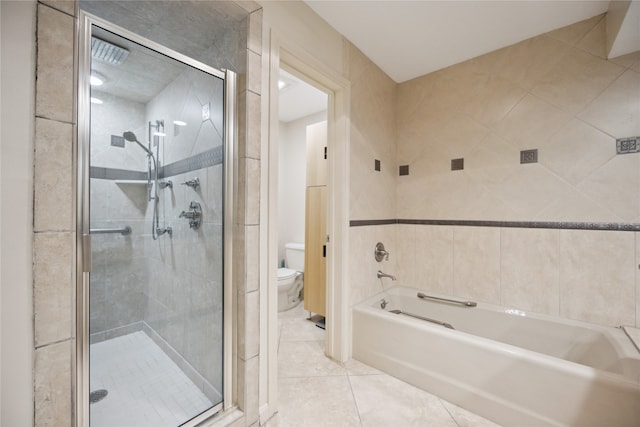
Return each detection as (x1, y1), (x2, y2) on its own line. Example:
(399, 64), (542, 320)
(304, 0), (616, 83)
(278, 69), (328, 123)
(91, 27), (185, 104)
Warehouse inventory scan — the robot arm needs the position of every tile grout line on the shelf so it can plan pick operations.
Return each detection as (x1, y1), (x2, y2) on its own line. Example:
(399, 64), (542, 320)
(439, 398), (463, 427)
(345, 373), (364, 426)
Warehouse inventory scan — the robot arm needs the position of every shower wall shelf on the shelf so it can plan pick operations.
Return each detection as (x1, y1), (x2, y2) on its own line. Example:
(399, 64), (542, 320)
(115, 179), (150, 185)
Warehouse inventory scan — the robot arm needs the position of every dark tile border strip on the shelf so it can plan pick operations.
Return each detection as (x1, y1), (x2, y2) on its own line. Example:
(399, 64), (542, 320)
(90, 146), (223, 180)
(162, 145), (223, 178)
(350, 218), (640, 232)
(349, 219), (397, 227)
(90, 167), (147, 181)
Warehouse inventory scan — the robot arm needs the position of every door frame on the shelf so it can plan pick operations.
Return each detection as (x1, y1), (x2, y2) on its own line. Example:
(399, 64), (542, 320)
(75, 12), (235, 426)
(261, 30), (351, 422)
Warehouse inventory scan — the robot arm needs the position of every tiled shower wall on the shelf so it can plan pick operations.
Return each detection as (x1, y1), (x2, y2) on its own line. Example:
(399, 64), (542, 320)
(88, 68), (226, 396)
(144, 66), (226, 393)
(32, 1), (263, 425)
(393, 16), (640, 327)
(89, 95), (147, 335)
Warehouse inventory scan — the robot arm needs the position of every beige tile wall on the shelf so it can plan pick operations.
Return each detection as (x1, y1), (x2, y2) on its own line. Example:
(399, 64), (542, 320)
(34, 340), (72, 427)
(349, 225), (397, 308)
(396, 15), (640, 223)
(348, 42), (397, 221)
(347, 40), (399, 311)
(391, 16), (640, 328)
(235, 7), (263, 426)
(396, 224), (637, 327)
(33, 2), (76, 426)
(559, 229), (635, 326)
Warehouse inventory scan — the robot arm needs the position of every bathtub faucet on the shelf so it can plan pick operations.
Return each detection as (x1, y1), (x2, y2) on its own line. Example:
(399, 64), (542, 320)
(377, 270), (396, 281)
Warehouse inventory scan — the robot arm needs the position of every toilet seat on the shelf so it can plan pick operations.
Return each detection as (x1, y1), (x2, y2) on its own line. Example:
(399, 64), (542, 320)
(277, 267), (298, 282)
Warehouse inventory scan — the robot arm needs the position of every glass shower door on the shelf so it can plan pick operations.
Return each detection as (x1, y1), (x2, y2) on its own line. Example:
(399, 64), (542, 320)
(82, 19), (231, 427)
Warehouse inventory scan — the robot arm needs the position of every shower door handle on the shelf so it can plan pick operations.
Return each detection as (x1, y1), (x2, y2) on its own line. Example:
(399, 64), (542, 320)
(82, 233), (92, 273)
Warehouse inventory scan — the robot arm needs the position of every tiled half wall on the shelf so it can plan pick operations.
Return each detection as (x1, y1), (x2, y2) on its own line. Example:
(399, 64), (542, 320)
(350, 222), (640, 330)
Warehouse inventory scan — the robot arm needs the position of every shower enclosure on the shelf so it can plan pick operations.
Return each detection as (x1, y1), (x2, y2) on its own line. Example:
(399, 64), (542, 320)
(77, 14), (234, 427)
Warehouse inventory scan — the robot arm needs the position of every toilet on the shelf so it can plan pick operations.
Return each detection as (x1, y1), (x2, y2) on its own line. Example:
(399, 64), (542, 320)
(277, 243), (304, 312)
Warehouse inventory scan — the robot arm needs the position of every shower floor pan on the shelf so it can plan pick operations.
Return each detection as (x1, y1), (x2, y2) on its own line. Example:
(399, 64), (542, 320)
(90, 331), (212, 427)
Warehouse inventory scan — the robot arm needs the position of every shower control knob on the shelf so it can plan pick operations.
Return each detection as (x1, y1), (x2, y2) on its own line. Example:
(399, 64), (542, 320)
(179, 200), (202, 229)
(375, 242), (390, 262)
(181, 177), (200, 189)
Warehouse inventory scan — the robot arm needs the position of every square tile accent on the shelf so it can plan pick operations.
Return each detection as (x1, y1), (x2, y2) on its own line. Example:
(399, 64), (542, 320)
(451, 158), (464, 171)
(616, 136), (640, 155)
(520, 149), (538, 164)
(110, 135), (125, 148)
(399, 165), (409, 176)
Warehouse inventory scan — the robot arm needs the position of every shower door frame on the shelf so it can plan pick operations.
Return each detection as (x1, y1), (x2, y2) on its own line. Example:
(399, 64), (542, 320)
(75, 12), (236, 427)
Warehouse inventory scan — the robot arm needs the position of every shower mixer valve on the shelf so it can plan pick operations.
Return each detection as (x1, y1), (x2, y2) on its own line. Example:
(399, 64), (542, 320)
(156, 226), (172, 237)
(179, 200), (202, 229)
(181, 177), (200, 189)
(374, 242), (390, 262)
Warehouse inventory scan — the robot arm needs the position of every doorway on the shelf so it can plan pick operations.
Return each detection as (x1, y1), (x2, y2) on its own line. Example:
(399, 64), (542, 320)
(276, 67), (328, 321)
(262, 39), (351, 424)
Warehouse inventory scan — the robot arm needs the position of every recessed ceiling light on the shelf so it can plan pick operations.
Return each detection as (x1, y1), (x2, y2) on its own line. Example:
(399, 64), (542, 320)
(90, 71), (106, 86)
(90, 74), (104, 86)
(173, 120), (187, 127)
(278, 73), (298, 92)
(90, 97), (103, 104)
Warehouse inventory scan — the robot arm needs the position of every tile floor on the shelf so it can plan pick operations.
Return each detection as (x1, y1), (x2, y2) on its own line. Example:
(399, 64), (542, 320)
(268, 302), (501, 427)
(90, 331), (214, 427)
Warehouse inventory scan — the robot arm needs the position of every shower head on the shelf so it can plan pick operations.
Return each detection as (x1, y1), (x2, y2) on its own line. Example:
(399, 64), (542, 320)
(123, 131), (153, 156)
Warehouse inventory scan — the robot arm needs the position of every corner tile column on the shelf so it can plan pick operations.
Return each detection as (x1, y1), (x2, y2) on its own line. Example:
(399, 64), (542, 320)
(234, 7), (263, 426)
(33, 1), (76, 426)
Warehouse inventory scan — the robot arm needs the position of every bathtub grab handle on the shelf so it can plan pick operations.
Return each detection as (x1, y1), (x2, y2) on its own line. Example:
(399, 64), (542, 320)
(389, 309), (454, 329)
(417, 292), (477, 307)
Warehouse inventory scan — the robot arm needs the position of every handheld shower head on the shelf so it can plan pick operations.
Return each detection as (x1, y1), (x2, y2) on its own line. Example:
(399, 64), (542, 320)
(122, 131), (137, 142)
(123, 131), (153, 156)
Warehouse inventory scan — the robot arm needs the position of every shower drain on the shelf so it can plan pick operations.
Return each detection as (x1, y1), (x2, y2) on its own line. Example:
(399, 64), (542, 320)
(89, 389), (108, 404)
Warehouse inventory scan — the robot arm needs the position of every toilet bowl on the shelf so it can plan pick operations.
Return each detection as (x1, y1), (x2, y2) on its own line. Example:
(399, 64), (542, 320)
(277, 268), (303, 311)
(277, 243), (304, 312)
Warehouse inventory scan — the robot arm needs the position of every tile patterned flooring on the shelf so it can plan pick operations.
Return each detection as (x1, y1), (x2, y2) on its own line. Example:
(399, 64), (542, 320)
(90, 331), (213, 427)
(268, 303), (501, 427)
(88, 307), (501, 426)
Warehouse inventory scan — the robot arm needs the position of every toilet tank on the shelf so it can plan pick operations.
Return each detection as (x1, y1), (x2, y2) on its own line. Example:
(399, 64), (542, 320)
(285, 243), (305, 272)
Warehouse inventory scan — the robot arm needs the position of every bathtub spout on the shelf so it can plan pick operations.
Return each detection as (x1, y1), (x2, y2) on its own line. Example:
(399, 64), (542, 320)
(377, 270), (396, 280)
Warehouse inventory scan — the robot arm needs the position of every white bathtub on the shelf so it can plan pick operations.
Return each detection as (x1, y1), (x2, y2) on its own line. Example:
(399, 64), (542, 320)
(352, 286), (640, 426)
